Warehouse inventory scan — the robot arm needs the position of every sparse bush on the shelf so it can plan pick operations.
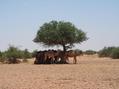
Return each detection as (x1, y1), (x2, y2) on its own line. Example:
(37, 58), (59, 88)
(75, 49), (83, 55)
(85, 50), (96, 55)
(0, 52), (7, 63)
(6, 46), (20, 58)
(98, 47), (115, 57)
(0, 51), (3, 62)
(23, 49), (32, 59)
(32, 50), (38, 57)
(5, 46), (21, 64)
(5, 46), (32, 63)
(110, 47), (119, 59)
(98, 46), (119, 59)
(0, 51), (2, 57)
(0, 45), (33, 64)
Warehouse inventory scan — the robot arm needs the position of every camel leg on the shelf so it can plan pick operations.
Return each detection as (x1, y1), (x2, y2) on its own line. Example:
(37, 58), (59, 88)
(73, 56), (77, 64)
(65, 56), (69, 63)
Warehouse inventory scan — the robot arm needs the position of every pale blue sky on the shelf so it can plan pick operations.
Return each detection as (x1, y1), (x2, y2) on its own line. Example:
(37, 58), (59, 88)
(0, 0), (119, 51)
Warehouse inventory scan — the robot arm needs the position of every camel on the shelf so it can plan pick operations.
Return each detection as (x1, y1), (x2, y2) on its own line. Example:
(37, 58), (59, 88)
(44, 50), (55, 64)
(65, 50), (83, 64)
(34, 50), (57, 64)
(34, 50), (83, 64)
(34, 51), (45, 64)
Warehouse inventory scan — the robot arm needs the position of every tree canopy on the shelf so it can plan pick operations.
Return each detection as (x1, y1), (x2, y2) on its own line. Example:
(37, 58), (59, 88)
(34, 20), (88, 51)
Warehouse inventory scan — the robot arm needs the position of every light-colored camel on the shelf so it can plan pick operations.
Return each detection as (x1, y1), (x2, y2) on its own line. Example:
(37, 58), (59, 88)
(65, 50), (83, 64)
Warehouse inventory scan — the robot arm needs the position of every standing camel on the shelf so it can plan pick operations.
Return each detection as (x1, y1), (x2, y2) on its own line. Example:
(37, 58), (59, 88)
(65, 50), (83, 64)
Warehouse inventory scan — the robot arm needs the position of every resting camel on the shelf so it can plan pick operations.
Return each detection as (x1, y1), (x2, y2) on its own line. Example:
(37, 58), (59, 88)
(34, 50), (83, 64)
(44, 50), (55, 64)
(34, 50), (58, 64)
(44, 50), (63, 64)
(34, 51), (45, 64)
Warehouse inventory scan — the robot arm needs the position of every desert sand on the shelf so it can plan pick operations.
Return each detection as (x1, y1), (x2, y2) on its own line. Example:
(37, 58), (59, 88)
(0, 55), (119, 89)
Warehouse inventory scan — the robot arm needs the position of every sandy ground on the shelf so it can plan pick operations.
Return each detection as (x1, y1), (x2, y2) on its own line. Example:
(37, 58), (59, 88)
(0, 55), (119, 89)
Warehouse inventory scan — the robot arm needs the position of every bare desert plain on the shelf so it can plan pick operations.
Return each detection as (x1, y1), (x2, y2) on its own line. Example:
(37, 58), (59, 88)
(0, 55), (119, 89)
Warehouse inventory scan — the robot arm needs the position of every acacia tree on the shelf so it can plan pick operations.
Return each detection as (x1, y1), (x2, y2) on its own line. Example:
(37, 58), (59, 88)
(33, 20), (87, 63)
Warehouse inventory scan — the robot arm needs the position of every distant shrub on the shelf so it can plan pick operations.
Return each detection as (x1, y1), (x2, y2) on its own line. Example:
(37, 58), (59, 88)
(75, 49), (83, 56)
(110, 47), (119, 59)
(98, 46), (119, 59)
(0, 45), (33, 64)
(22, 49), (32, 59)
(0, 51), (2, 57)
(0, 52), (7, 63)
(4, 46), (21, 64)
(98, 47), (115, 57)
(85, 50), (96, 55)
(0, 51), (3, 62)
(6, 46), (21, 58)
(32, 50), (38, 57)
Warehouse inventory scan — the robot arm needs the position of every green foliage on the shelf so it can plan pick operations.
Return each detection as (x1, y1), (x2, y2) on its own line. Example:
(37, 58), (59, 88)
(0, 52), (6, 62)
(98, 46), (119, 59)
(98, 47), (115, 57)
(85, 50), (97, 55)
(0, 51), (4, 62)
(110, 47), (119, 59)
(6, 46), (22, 58)
(0, 45), (32, 64)
(75, 49), (83, 55)
(22, 49), (32, 59)
(34, 20), (88, 63)
(0, 51), (2, 57)
(32, 50), (38, 57)
(34, 20), (88, 51)
(3, 46), (21, 63)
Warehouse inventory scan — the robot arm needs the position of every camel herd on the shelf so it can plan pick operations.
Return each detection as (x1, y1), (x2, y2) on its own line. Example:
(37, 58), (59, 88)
(34, 50), (83, 64)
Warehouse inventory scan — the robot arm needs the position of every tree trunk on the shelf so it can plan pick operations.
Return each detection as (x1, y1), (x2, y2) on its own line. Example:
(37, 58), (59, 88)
(60, 44), (68, 64)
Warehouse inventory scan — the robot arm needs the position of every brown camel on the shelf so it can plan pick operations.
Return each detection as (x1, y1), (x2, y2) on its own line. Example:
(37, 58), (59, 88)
(65, 50), (83, 64)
